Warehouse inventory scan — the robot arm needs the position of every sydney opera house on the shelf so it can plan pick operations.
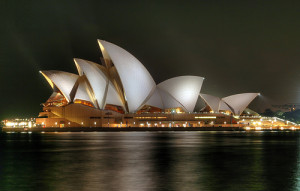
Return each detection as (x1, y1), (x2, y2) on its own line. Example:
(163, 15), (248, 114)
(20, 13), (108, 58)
(36, 40), (260, 128)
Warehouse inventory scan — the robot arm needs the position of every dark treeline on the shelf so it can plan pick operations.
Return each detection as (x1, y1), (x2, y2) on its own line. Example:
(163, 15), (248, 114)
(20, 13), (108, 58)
(261, 109), (300, 123)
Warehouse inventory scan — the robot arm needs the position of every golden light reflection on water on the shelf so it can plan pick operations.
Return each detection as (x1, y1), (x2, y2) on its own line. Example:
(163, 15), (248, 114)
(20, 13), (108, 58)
(0, 131), (299, 191)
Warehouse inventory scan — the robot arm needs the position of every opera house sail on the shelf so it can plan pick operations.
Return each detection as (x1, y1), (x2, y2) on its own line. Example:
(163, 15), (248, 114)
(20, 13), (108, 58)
(36, 40), (259, 128)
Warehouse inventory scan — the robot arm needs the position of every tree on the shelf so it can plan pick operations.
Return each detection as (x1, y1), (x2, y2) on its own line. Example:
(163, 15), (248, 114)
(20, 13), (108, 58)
(261, 108), (275, 117)
(283, 109), (300, 124)
(274, 110), (284, 118)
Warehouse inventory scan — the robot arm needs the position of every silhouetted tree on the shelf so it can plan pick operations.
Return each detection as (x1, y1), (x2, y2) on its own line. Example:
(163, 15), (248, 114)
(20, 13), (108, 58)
(274, 110), (284, 118)
(261, 108), (275, 117)
(261, 109), (300, 123)
(283, 109), (300, 123)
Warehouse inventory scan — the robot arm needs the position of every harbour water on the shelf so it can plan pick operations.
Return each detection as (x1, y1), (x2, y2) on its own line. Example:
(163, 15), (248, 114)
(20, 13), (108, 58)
(1, 131), (300, 191)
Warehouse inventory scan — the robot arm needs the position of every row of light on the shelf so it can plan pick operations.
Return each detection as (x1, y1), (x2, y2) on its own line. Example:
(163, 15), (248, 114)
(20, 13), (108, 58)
(195, 116), (216, 119)
(245, 126), (297, 131)
(45, 120), (208, 127)
(5, 121), (33, 128)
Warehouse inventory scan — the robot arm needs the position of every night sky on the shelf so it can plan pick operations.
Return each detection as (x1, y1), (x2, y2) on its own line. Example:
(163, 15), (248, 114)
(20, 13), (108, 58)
(1, 0), (299, 119)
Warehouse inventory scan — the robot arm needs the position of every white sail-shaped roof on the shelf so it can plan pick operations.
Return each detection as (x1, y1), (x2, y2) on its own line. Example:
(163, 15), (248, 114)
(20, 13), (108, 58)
(219, 100), (233, 112)
(73, 76), (95, 106)
(144, 88), (164, 109)
(105, 81), (123, 107)
(40, 70), (78, 102)
(158, 88), (184, 109)
(222, 93), (259, 115)
(98, 40), (156, 112)
(74, 58), (108, 109)
(200, 94), (221, 112)
(158, 76), (204, 112)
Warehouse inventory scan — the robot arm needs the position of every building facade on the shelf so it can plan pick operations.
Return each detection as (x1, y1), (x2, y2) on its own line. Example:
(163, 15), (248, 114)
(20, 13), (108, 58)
(37, 40), (260, 128)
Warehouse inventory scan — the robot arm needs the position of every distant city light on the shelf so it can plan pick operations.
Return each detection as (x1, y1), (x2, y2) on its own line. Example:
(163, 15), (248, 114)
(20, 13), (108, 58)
(291, 127), (295, 130)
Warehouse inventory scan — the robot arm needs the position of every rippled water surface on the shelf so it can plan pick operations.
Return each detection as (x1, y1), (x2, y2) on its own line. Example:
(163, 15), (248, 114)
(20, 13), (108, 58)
(1, 131), (300, 191)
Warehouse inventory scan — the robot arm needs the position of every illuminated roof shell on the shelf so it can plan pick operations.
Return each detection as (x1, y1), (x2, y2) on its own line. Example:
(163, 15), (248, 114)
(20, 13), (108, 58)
(158, 87), (184, 109)
(98, 40), (156, 112)
(158, 76), (204, 112)
(221, 93), (259, 115)
(74, 59), (108, 109)
(219, 100), (233, 112)
(144, 88), (164, 109)
(199, 93), (259, 115)
(40, 70), (78, 102)
(105, 81), (124, 107)
(40, 40), (259, 116)
(73, 76), (95, 106)
(200, 94), (221, 112)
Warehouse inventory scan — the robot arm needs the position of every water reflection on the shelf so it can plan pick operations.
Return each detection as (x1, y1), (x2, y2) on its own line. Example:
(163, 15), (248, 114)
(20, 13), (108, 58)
(0, 131), (300, 191)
